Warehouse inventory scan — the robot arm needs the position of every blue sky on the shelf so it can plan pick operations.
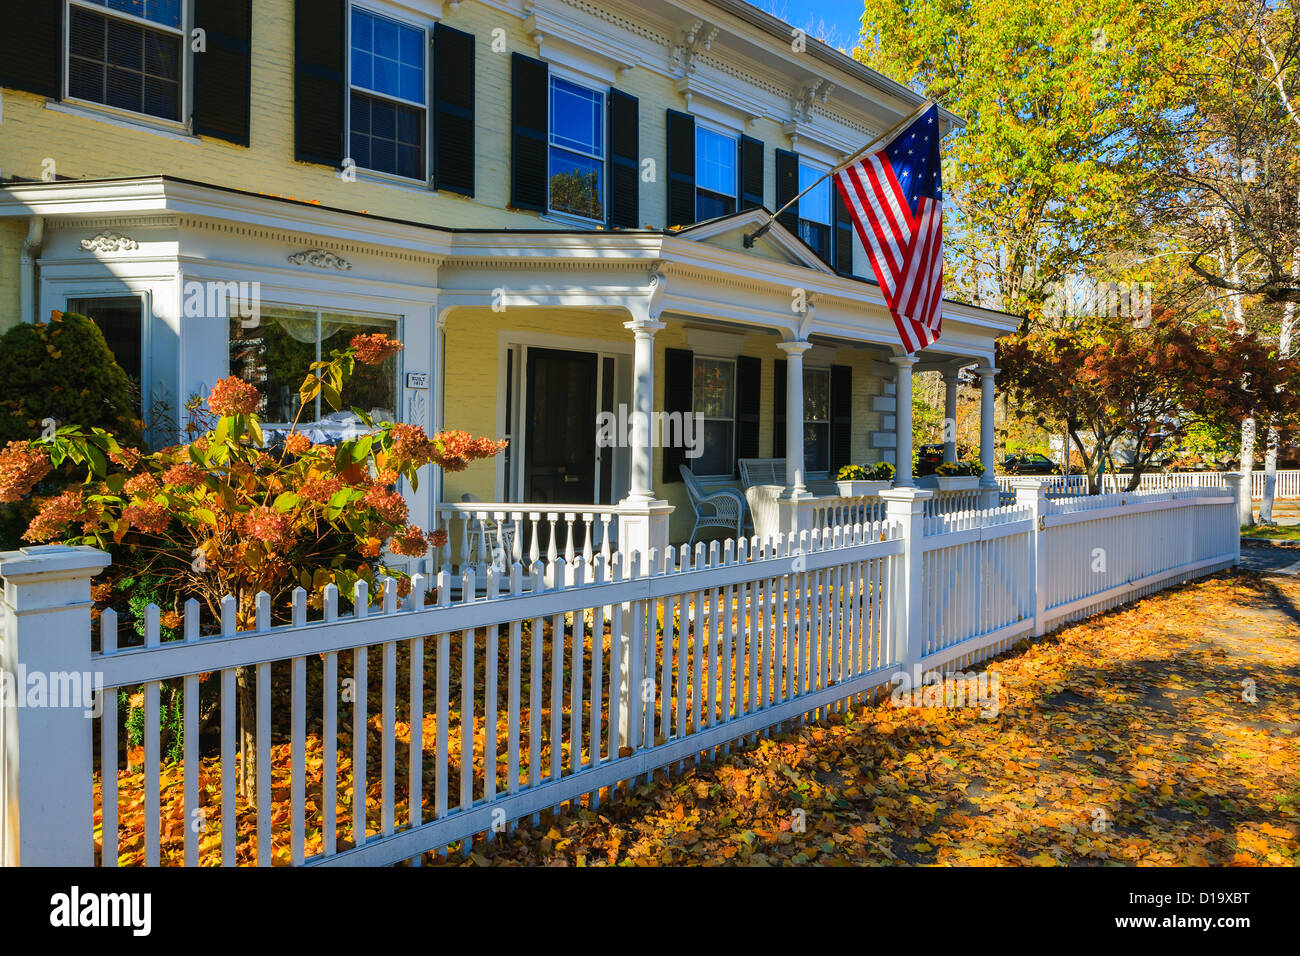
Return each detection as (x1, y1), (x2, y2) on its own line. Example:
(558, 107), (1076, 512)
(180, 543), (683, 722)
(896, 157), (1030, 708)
(754, 0), (866, 52)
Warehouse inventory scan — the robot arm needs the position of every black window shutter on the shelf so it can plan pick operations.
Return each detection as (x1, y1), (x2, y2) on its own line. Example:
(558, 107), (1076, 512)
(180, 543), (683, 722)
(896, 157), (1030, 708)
(511, 53), (548, 211)
(434, 24), (475, 195)
(666, 109), (696, 228)
(775, 149), (799, 235)
(740, 135), (764, 210)
(607, 89), (639, 228)
(193, 0), (252, 146)
(0, 0), (61, 98)
(834, 186), (854, 275)
(830, 364), (853, 473)
(735, 355), (760, 477)
(773, 359), (787, 459)
(294, 0), (345, 166)
(663, 348), (694, 483)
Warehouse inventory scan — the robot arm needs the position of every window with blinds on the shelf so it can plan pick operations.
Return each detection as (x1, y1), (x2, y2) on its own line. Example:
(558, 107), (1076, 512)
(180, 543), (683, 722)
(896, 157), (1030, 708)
(66, 0), (183, 122)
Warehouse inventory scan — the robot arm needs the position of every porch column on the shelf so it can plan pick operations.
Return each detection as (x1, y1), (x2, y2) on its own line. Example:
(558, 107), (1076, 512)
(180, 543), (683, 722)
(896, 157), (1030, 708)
(942, 367), (960, 464)
(777, 340), (811, 495)
(891, 354), (916, 487)
(624, 317), (667, 504)
(977, 365), (1000, 507)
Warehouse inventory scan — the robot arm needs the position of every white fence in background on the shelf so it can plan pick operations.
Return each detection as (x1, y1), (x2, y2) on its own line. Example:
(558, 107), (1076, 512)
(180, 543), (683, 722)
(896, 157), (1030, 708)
(996, 470), (1300, 500)
(0, 478), (1241, 866)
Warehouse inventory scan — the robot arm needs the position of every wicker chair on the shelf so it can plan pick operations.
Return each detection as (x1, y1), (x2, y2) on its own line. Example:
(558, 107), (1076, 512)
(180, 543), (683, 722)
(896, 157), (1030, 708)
(679, 464), (747, 544)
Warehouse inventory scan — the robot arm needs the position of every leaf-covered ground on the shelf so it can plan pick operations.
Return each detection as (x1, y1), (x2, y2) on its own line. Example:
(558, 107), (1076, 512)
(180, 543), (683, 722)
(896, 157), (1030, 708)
(436, 571), (1300, 866)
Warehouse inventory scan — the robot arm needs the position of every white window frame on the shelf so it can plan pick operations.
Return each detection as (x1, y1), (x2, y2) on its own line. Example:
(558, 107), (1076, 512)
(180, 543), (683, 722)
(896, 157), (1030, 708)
(694, 120), (738, 220)
(62, 0), (192, 133)
(345, 2), (430, 185)
(691, 354), (737, 479)
(545, 73), (607, 226)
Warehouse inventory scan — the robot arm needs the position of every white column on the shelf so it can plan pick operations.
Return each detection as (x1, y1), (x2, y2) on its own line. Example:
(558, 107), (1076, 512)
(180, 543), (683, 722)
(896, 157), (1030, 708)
(623, 318), (666, 504)
(778, 340), (811, 495)
(891, 354), (916, 487)
(0, 544), (111, 865)
(977, 365), (999, 488)
(942, 368), (959, 464)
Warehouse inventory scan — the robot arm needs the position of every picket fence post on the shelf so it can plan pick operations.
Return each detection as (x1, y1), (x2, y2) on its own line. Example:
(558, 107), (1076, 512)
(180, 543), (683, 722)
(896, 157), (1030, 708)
(0, 544), (111, 866)
(1224, 474), (1243, 566)
(880, 487), (932, 684)
(1012, 479), (1049, 636)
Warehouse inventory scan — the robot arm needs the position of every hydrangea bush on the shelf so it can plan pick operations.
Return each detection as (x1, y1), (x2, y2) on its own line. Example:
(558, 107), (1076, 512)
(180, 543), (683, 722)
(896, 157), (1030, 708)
(0, 331), (504, 627)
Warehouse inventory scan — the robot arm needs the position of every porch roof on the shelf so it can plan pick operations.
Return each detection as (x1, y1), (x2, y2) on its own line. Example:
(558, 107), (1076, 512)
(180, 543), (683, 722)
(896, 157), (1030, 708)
(0, 174), (1020, 363)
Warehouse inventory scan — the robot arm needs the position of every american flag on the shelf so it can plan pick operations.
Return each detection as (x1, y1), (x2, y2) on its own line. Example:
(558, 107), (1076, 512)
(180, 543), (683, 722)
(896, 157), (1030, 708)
(834, 104), (944, 353)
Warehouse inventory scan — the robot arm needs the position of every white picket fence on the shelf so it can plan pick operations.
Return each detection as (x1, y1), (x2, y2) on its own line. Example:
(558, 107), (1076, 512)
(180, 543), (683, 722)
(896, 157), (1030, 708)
(996, 469), (1300, 500)
(0, 479), (1241, 866)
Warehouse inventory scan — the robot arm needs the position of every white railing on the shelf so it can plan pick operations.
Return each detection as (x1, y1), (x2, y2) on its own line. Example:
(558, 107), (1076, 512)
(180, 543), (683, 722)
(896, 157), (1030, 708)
(0, 477), (1241, 866)
(996, 469), (1300, 500)
(436, 503), (624, 574)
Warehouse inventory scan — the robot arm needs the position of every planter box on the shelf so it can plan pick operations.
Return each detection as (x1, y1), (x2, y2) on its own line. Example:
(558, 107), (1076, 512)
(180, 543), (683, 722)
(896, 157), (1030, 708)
(836, 480), (891, 497)
(934, 476), (981, 492)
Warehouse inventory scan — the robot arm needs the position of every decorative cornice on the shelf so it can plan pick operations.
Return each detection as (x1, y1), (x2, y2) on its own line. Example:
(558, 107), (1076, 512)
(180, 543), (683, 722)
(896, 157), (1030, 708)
(80, 230), (139, 253)
(287, 248), (353, 271)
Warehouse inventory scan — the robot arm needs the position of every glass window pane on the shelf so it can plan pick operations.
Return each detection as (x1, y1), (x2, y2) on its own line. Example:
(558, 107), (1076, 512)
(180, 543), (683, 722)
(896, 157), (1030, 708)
(229, 309), (319, 425)
(804, 369), (829, 422)
(89, 0), (181, 29)
(548, 149), (603, 220)
(351, 9), (424, 103)
(693, 358), (734, 419)
(804, 422), (829, 474)
(799, 163), (831, 225)
(69, 7), (180, 121)
(695, 420), (734, 476)
(550, 77), (602, 156)
(696, 126), (736, 198)
(350, 91), (424, 179)
(321, 314), (399, 420)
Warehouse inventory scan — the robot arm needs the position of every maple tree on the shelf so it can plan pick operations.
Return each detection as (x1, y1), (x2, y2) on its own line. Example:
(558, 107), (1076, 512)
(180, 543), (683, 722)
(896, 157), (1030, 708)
(997, 312), (1300, 493)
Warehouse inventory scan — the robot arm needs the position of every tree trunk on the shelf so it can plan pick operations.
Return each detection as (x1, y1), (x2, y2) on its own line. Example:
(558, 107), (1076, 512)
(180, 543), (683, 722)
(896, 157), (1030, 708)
(1240, 417), (1257, 527)
(1261, 253), (1298, 525)
(237, 665), (256, 803)
(1261, 427), (1280, 525)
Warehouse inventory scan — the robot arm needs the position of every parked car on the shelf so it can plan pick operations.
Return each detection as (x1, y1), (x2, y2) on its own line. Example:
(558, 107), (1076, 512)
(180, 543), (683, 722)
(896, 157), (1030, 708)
(1004, 453), (1060, 475)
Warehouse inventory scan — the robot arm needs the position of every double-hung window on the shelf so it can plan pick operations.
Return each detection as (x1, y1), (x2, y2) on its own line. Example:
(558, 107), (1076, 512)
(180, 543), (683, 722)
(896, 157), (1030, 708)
(66, 0), (185, 123)
(692, 356), (736, 477)
(548, 76), (605, 222)
(695, 125), (737, 221)
(803, 367), (831, 475)
(797, 162), (832, 263)
(349, 7), (427, 181)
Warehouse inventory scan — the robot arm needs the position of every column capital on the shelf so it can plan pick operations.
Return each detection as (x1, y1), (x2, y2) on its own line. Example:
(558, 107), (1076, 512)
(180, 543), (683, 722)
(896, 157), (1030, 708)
(777, 339), (812, 356)
(975, 365), (1000, 378)
(624, 318), (666, 336)
(890, 353), (918, 368)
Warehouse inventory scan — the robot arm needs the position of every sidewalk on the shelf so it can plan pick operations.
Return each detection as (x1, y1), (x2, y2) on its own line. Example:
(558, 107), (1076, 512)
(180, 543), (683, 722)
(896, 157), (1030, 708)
(447, 570), (1300, 866)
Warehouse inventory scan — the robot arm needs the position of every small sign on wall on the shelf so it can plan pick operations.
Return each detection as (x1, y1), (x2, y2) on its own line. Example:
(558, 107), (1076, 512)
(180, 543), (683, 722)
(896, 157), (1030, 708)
(406, 371), (430, 389)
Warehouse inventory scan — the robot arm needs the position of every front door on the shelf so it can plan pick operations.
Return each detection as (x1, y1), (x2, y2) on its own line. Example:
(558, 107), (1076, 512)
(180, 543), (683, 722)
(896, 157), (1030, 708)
(524, 347), (598, 505)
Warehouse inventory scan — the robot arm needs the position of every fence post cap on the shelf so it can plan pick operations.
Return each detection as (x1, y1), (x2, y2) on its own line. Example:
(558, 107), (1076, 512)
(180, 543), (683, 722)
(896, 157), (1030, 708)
(1224, 473), (1244, 486)
(879, 486), (936, 502)
(0, 544), (111, 580)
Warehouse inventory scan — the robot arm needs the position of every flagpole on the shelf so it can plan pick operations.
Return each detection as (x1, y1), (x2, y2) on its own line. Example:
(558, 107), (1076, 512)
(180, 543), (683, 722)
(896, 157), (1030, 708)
(743, 99), (935, 248)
